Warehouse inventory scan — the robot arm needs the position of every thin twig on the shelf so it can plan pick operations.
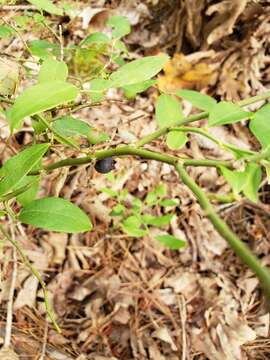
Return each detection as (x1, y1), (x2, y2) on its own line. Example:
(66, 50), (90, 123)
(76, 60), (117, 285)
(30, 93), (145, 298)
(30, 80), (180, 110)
(0, 224), (61, 333)
(59, 25), (64, 62)
(3, 244), (17, 348)
(39, 322), (48, 360)
(1, 5), (36, 11)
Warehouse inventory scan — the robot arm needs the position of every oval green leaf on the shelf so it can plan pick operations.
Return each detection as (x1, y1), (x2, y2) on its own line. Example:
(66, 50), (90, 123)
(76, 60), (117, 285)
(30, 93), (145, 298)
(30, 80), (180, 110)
(19, 197), (92, 233)
(52, 116), (92, 138)
(155, 234), (186, 250)
(156, 94), (184, 128)
(0, 143), (49, 197)
(110, 54), (169, 88)
(249, 104), (270, 149)
(176, 89), (216, 111)
(26, 0), (63, 15)
(242, 163), (262, 203)
(166, 131), (188, 150)
(107, 15), (131, 39)
(208, 101), (252, 127)
(38, 59), (68, 83)
(8, 81), (79, 131)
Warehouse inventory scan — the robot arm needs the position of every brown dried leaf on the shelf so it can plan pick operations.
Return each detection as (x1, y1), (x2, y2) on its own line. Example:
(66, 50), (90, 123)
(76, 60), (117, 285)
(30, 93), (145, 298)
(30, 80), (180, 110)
(14, 275), (39, 310)
(205, 0), (248, 45)
(158, 53), (215, 92)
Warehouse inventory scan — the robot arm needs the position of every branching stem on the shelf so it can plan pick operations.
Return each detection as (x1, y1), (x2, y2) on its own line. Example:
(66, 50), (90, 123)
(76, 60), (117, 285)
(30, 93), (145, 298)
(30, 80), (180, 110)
(174, 163), (270, 301)
(136, 90), (270, 147)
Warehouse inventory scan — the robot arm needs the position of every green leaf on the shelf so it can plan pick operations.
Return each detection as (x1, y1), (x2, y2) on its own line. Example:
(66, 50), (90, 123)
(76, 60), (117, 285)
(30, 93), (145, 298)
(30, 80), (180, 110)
(145, 191), (157, 206)
(38, 59), (68, 83)
(160, 199), (178, 207)
(26, 0), (63, 15)
(123, 80), (156, 99)
(242, 163), (262, 203)
(142, 213), (174, 227)
(176, 89), (216, 111)
(166, 131), (188, 150)
(219, 166), (246, 195)
(132, 198), (143, 213)
(0, 210), (6, 218)
(52, 116), (92, 138)
(264, 163), (270, 185)
(155, 234), (186, 250)
(110, 203), (125, 216)
(249, 104), (270, 149)
(154, 184), (167, 197)
(107, 15), (131, 38)
(0, 143), (48, 197)
(208, 101), (252, 127)
(110, 54), (169, 88)
(0, 25), (14, 38)
(29, 40), (60, 59)
(14, 15), (30, 28)
(100, 188), (118, 197)
(156, 94), (184, 128)
(80, 32), (110, 46)
(19, 197), (92, 233)
(121, 215), (147, 237)
(16, 176), (40, 207)
(118, 188), (128, 201)
(88, 78), (111, 103)
(145, 184), (167, 206)
(87, 130), (110, 145)
(8, 81), (79, 131)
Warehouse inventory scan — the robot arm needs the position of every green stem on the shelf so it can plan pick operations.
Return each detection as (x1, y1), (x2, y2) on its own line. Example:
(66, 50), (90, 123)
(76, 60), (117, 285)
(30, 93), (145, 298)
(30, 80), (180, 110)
(136, 112), (207, 147)
(174, 163), (270, 301)
(136, 90), (270, 148)
(0, 224), (61, 333)
(170, 126), (255, 156)
(245, 144), (270, 163)
(39, 145), (232, 174)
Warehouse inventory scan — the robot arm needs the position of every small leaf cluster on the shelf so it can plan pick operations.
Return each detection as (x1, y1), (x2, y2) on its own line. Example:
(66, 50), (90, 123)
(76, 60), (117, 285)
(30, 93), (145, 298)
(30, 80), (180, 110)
(100, 176), (186, 250)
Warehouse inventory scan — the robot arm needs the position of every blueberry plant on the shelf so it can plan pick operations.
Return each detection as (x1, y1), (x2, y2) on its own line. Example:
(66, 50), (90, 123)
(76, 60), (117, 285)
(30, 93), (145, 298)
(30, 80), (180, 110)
(1, 0), (270, 332)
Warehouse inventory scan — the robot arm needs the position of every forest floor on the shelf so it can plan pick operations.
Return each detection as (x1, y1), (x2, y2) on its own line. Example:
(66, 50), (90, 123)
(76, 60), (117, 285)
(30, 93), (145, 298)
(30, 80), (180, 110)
(1, 1), (270, 359)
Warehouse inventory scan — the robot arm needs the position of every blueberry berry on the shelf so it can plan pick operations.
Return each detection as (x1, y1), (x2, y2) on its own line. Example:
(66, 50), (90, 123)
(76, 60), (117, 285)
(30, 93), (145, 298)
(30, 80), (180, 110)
(94, 157), (115, 174)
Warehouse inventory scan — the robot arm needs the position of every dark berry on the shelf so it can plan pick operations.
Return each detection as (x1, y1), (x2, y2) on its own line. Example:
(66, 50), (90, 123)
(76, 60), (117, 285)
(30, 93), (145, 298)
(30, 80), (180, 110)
(94, 157), (115, 174)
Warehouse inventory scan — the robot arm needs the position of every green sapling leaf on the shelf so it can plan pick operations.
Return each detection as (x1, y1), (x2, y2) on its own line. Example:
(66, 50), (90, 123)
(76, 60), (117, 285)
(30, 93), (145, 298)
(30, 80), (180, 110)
(156, 94), (184, 128)
(166, 131), (188, 150)
(242, 163), (262, 203)
(121, 215), (147, 237)
(19, 197), (92, 233)
(208, 101), (252, 127)
(38, 59), (68, 83)
(107, 16), (131, 38)
(8, 81), (79, 131)
(0, 143), (49, 197)
(26, 0), (63, 16)
(110, 54), (169, 88)
(249, 104), (270, 149)
(155, 234), (186, 250)
(16, 176), (40, 207)
(176, 89), (216, 111)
